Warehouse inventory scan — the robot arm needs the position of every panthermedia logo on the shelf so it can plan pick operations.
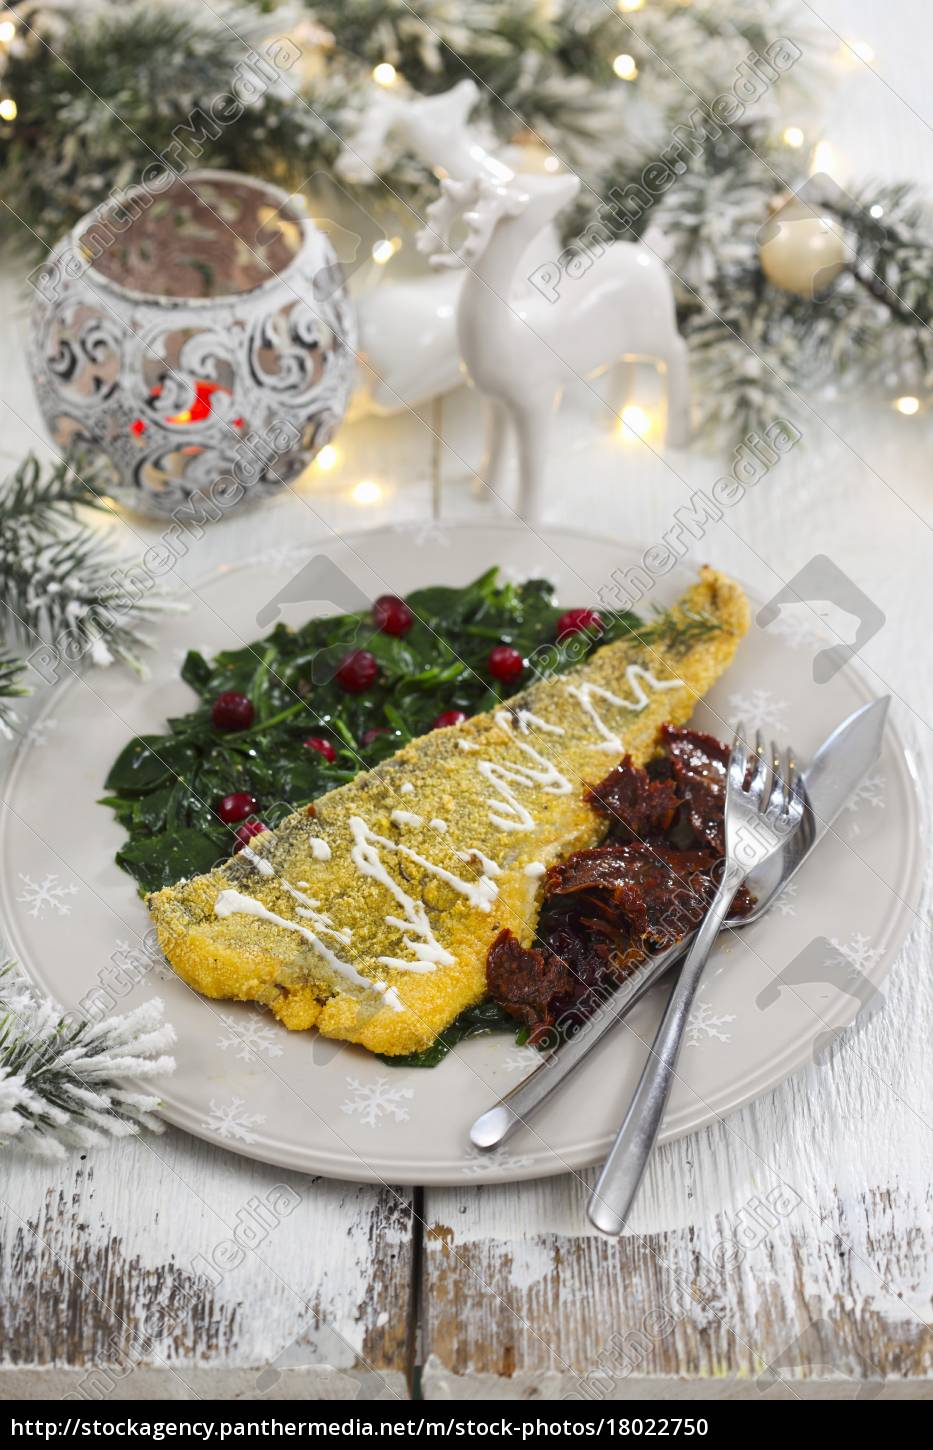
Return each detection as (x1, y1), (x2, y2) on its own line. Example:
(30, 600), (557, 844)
(757, 555), (885, 682)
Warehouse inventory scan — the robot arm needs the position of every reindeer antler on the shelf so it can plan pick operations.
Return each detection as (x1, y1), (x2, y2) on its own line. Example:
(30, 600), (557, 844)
(416, 177), (528, 271)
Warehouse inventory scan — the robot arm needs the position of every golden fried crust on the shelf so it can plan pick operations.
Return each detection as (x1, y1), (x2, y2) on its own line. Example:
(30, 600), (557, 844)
(148, 567), (749, 1055)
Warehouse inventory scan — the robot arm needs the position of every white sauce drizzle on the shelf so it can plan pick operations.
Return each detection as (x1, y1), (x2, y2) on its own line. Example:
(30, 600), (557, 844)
(213, 888), (397, 1006)
(390, 809), (423, 829)
(278, 877), (351, 944)
(566, 667), (682, 752)
(400, 781), (415, 794)
(429, 817), (448, 833)
(457, 739), (478, 752)
(349, 814), (498, 974)
(455, 848), (502, 879)
(308, 838), (332, 862)
(514, 708), (565, 737)
(476, 710), (572, 832)
(524, 861), (546, 878)
(241, 845), (274, 878)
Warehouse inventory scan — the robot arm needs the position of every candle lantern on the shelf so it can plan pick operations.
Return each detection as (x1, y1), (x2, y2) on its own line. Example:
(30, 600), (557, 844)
(28, 171), (357, 517)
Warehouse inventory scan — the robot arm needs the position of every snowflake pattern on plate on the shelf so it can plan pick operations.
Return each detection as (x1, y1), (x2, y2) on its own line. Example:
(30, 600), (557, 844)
(201, 1096), (267, 1144)
(461, 1146), (535, 1177)
(502, 1048), (543, 1075)
(16, 873), (79, 918)
(829, 931), (882, 976)
(216, 1011), (285, 1064)
(844, 771), (886, 836)
(774, 879), (799, 917)
(727, 688), (790, 734)
(340, 1077), (414, 1129)
(391, 518), (450, 549)
(760, 608), (828, 653)
(686, 999), (737, 1046)
(25, 718), (58, 747)
(112, 936), (173, 985)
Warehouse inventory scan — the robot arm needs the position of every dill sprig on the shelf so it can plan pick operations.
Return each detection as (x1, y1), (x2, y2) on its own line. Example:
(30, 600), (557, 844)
(624, 605), (721, 660)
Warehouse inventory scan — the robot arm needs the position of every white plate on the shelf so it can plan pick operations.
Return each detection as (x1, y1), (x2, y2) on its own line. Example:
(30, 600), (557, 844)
(2, 524), (923, 1184)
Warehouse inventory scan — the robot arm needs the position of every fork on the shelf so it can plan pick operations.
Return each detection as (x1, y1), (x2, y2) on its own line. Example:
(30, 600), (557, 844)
(586, 726), (806, 1236)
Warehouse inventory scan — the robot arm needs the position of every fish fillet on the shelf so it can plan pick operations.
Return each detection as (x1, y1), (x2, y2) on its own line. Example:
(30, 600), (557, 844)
(148, 567), (749, 1055)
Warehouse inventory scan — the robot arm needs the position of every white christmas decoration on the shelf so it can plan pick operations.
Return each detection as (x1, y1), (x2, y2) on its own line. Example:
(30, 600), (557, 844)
(418, 171), (689, 521)
(341, 79), (564, 418)
(30, 171), (357, 518)
(0, 969), (175, 1157)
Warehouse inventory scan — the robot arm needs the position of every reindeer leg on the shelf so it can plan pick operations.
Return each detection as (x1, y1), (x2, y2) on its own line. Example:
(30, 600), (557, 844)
(612, 358), (638, 417)
(475, 398), (510, 501)
(664, 337), (691, 449)
(513, 400), (551, 524)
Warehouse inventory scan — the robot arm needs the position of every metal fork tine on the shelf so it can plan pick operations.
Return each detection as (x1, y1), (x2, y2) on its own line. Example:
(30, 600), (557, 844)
(746, 729), (769, 805)
(729, 723), (748, 793)
(783, 746), (801, 824)
(767, 738), (785, 815)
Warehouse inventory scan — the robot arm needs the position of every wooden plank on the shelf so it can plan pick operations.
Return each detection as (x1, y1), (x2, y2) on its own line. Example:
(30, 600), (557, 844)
(0, 1129), (414, 1400)
(421, 1042), (933, 1398)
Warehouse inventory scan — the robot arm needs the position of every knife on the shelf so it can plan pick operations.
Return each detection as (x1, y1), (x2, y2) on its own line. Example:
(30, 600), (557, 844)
(469, 696), (889, 1152)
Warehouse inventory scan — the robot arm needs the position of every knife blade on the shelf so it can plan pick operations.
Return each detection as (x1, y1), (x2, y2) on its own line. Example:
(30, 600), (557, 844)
(469, 696), (889, 1152)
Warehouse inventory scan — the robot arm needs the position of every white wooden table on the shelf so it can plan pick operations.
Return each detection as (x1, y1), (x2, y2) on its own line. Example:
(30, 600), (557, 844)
(2, 0), (932, 1401)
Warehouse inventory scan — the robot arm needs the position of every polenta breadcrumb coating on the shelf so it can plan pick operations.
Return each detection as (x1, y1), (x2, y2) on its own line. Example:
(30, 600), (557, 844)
(148, 567), (749, 1055)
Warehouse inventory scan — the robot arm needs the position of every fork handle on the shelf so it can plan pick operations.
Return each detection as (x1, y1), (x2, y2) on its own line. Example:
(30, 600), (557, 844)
(587, 864), (745, 1236)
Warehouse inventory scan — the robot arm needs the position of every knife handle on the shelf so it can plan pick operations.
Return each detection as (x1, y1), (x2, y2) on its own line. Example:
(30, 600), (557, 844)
(469, 935), (691, 1151)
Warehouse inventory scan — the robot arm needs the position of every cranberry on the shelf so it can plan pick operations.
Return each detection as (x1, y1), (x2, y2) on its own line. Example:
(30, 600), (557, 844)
(211, 691), (254, 732)
(488, 644), (524, 683)
(216, 791), (257, 824)
(556, 607), (604, 641)
(232, 820), (268, 851)
(303, 736), (336, 763)
(361, 726), (390, 746)
(432, 709), (467, 729)
(372, 594), (414, 637)
(335, 649), (378, 694)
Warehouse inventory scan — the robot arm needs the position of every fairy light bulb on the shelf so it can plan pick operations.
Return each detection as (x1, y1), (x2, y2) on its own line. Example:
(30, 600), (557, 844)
(782, 126), (805, 148)
(619, 405), (652, 440)
(894, 395), (920, 416)
(371, 236), (401, 265)
(617, 0), (645, 11)
(372, 62), (397, 87)
(352, 479), (382, 505)
(316, 444), (338, 470)
(869, 204), (884, 219)
(612, 54), (638, 80)
(0, 97), (16, 121)
(0, 19), (15, 44)
(847, 40), (875, 64)
(810, 140), (836, 178)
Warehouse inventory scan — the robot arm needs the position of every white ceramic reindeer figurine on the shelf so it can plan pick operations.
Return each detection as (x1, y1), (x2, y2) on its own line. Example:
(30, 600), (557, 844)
(335, 80), (561, 416)
(417, 172), (690, 522)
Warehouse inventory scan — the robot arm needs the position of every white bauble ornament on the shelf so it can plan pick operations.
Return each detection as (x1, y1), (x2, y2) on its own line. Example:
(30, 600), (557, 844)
(759, 198), (847, 298)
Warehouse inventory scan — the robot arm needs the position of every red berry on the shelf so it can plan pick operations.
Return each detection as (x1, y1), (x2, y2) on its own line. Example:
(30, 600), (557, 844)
(556, 607), (604, 641)
(303, 736), (336, 763)
(432, 709), (467, 729)
(211, 691), (254, 731)
(216, 791), (257, 824)
(361, 727), (390, 746)
(372, 594), (414, 637)
(335, 649), (378, 694)
(488, 644), (524, 683)
(232, 820), (268, 851)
